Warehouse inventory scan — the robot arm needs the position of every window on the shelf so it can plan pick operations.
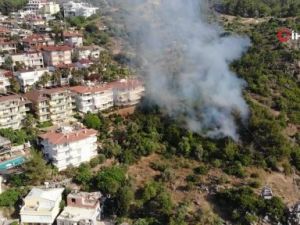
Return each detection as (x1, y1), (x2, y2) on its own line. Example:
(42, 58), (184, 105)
(71, 198), (76, 203)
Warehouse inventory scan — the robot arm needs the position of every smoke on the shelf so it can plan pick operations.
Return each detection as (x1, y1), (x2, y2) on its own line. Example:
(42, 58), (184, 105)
(118, 0), (251, 140)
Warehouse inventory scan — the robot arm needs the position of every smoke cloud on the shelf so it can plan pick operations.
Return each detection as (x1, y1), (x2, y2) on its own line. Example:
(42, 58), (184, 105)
(118, 0), (251, 140)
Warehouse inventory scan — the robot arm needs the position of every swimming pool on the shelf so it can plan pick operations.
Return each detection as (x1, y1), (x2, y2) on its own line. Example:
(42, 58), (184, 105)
(0, 156), (26, 171)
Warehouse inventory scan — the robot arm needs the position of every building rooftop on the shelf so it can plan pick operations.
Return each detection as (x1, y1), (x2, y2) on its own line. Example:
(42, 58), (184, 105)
(39, 127), (98, 145)
(42, 45), (72, 52)
(57, 206), (97, 222)
(70, 85), (112, 94)
(21, 187), (64, 213)
(0, 93), (26, 103)
(24, 87), (71, 103)
(109, 79), (144, 90)
(68, 191), (102, 206)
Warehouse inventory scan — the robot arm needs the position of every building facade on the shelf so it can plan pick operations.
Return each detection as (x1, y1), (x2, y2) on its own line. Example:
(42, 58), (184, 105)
(77, 45), (104, 60)
(112, 79), (145, 106)
(63, 31), (83, 48)
(11, 51), (44, 69)
(0, 39), (16, 53)
(39, 126), (98, 171)
(15, 68), (49, 92)
(0, 94), (29, 129)
(22, 34), (54, 51)
(57, 192), (102, 225)
(70, 85), (114, 113)
(25, 87), (75, 123)
(42, 45), (72, 66)
(25, 0), (48, 13)
(63, 2), (98, 18)
(0, 74), (10, 93)
(20, 187), (64, 225)
(42, 1), (60, 15)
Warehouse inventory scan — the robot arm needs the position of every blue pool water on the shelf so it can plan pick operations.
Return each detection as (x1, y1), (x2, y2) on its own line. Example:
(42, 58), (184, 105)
(0, 156), (26, 171)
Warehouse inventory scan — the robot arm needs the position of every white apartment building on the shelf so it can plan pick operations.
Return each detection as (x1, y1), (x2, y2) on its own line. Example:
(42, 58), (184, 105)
(42, 1), (60, 15)
(15, 68), (49, 92)
(63, 31), (83, 48)
(20, 187), (64, 225)
(57, 192), (102, 225)
(77, 45), (104, 60)
(63, 1), (98, 18)
(25, 0), (48, 13)
(0, 74), (9, 93)
(70, 85), (114, 113)
(0, 94), (29, 130)
(11, 51), (44, 69)
(25, 87), (75, 123)
(39, 126), (98, 171)
(112, 79), (145, 106)
(42, 45), (72, 66)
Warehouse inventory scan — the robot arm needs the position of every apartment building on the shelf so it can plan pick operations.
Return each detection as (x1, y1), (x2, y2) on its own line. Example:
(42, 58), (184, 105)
(0, 74), (10, 93)
(0, 94), (29, 129)
(20, 187), (64, 225)
(77, 45), (104, 60)
(42, 45), (72, 66)
(25, 0), (48, 13)
(25, 87), (75, 123)
(39, 126), (98, 171)
(22, 34), (54, 51)
(11, 51), (44, 69)
(0, 39), (16, 53)
(63, 31), (83, 47)
(70, 85), (114, 113)
(112, 79), (145, 106)
(42, 1), (60, 15)
(57, 192), (102, 225)
(15, 68), (49, 92)
(63, 1), (98, 18)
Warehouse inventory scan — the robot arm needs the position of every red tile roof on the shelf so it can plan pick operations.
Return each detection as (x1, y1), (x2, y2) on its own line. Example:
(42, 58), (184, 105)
(22, 34), (51, 44)
(0, 94), (26, 103)
(39, 128), (97, 145)
(24, 87), (71, 103)
(42, 45), (72, 52)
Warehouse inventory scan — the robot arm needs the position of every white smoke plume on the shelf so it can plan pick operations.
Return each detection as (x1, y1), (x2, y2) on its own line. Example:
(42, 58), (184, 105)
(117, 0), (251, 140)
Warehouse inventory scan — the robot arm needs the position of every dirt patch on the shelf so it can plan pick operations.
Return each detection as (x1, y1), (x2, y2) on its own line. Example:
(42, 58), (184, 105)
(247, 167), (300, 206)
(128, 154), (161, 188)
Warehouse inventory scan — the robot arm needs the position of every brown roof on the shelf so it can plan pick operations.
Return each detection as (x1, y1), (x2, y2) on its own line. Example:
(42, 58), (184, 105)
(24, 87), (71, 103)
(39, 128), (97, 145)
(22, 34), (51, 44)
(0, 94), (25, 103)
(42, 45), (72, 52)
(70, 85), (112, 94)
(23, 90), (48, 103)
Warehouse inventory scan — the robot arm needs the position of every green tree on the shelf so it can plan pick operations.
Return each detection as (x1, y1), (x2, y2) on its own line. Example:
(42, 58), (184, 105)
(116, 185), (134, 216)
(83, 113), (101, 130)
(74, 164), (93, 190)
(9, 77), (20, 93)
(0, 189), (21, 207)
(23, 150), (50, 185)
(95, 166), (126, 195)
